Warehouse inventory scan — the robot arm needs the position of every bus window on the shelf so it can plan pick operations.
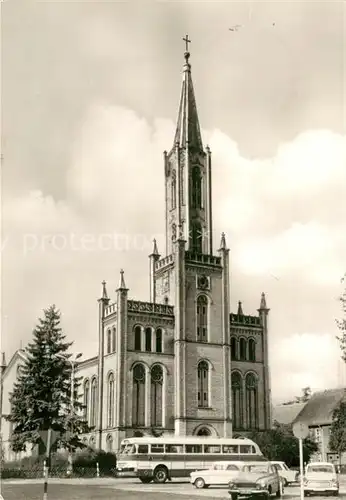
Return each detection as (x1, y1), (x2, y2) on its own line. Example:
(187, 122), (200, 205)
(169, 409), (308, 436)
(227, 464), (240, 471)
(166, 444), (184, 453)
(240, 445), (252, 454)
(223, 445), (239, 454)
(186, 444), (202, 453)
(138, 445), (149, 454)
(214, 464), (225, 470)
(150, 444), (165, 453)
(205, 445), (221, 453)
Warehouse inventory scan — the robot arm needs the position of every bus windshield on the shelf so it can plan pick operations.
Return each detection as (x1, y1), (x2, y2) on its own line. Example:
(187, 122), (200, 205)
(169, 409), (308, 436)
(120, 444), (136, 455)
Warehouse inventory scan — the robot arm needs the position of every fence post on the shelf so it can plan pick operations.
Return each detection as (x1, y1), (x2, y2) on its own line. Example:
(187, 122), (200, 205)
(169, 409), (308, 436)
(96, 461), (99, 478)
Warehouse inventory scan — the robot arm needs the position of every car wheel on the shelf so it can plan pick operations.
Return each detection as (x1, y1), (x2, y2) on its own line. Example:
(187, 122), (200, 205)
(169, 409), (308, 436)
(153, 466), (168, 483)
(194, 477), (205, 489)
(333, 491), (339, 497)
(283, 478), (288, 487)
(230, 494), (238, 500)
(276, 485), (282, 497)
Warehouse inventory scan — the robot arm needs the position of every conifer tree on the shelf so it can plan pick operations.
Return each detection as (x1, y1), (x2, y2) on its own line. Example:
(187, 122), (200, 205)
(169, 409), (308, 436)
(329, 400), (346, 467)
(7, 305), (89, 454)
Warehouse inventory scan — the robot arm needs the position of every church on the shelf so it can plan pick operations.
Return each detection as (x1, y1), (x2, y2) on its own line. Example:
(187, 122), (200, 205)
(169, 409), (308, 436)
(1, 39), (272, 458)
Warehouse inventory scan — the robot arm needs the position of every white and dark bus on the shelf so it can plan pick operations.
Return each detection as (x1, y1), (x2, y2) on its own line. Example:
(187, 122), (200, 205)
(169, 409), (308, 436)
(116, 436), (265, 483)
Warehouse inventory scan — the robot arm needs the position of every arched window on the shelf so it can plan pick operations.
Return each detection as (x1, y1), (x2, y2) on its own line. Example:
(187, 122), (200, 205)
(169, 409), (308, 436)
(197, 360), (209, 408)
(112, 327), (116, 352)
(89, 436), (96, 449)
(107, 372), (114, 428)
(231, 337), (237, 360)
(197, 427), (211, 436)
(151, 365), (163, 427)
(156, 328), (163, 353)
(231, 372), (243, 430)
(197, 295), (208, 342)
(134, 326), (141, 351)
(191, 221), (202, 253)
(248, 339), (256, 362)
(90, 377), (97, 428)
(171, 171), (176, 210)
(239, 338), (247, 361)
(132, 364), (146, 426)
(106, 329), (112, 354)
(191, 166), (202, 209)
(83, 379), (90, 422)
(246, 373), (258, 430)
(145, 327), (152, 352)
(106, 434), (113, 452)
(171, 223), (177, 241)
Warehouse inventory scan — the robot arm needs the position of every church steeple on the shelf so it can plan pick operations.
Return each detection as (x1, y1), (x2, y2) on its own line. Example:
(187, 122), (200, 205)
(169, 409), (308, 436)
(164, 36), (213, 257)
(173, 35), (203, 152)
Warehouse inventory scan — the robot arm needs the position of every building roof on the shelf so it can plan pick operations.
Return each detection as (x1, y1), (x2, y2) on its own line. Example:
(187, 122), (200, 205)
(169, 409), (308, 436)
(272, 402), (307, 425)
(293, 388), (346, 426)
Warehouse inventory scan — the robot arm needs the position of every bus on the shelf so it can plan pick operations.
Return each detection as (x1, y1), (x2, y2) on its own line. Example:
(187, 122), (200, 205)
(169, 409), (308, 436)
(116, 436), (265, 483)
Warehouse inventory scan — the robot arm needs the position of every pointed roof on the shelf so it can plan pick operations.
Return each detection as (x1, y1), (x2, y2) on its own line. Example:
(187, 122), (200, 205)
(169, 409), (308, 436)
(149, 238), (160, 257)
(293, 388), (346, 426)
(219, 232), (228, 251)
(101, 280), (108, 300)
(117, 269), (128, 291)
(237, 301), (244, 316)
(173, 38), (203, 151)
(259, 292), (268, 310)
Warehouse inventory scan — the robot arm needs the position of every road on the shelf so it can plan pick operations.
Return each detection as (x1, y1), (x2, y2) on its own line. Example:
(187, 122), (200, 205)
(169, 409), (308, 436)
(2, 477), (345, 500)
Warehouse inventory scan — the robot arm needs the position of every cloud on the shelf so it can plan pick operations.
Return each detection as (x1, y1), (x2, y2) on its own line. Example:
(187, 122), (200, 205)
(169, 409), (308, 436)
(2, 102), (346, 401)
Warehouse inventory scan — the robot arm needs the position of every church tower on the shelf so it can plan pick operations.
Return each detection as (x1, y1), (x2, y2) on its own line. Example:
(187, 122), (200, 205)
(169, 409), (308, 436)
(155, 37), (233, 437)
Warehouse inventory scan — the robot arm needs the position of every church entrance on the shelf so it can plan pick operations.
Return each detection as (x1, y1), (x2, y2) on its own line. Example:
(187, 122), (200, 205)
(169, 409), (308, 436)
(196, 427), (212, 436)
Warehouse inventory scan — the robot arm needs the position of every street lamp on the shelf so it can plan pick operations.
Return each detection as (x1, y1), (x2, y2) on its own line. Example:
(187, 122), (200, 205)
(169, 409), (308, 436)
(57, 352), (82, 475)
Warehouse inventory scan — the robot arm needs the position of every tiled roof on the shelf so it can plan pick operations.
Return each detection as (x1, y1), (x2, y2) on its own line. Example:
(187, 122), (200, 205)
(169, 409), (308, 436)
(272, 402), (307, 425)
(293, 388), (346, 426)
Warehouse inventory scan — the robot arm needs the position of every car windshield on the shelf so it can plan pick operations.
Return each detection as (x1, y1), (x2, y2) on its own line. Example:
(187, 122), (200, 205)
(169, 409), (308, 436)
(120, 444), (135, 455)
(307, 465), (334, 474)
(283, 464), (289, 470)
(242, 465), (269, 474)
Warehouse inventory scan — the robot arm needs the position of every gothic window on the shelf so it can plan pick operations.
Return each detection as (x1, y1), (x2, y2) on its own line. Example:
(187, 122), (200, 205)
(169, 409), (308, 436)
(231, 337), (237, 360)
(106, 329), (111, 354)
(191, 221), (202, 253)
(197, 295), (208, 342)
(145, 327), (152, 352)
(134, 325), (141, 351)
(106, 434), (113, 452)
(171, 171), (176, 210)
(246, 373), (258, 430)
(191, 166), (202, 209)
(151, 365), (163, 427)
(171, 223), (177, 241)
(231, 372), (243, 430)
(248, 339), (256, 362)
(83, 379), (90, 423)
(107, 372), (114, 428)
(197, 360), (209, 408)
(132, 364), (146, 426)
(112, 327), (116, 352)
(239, 338), (247, 361)
(156, 328), (163, 353)
(90, 377), (97, 428)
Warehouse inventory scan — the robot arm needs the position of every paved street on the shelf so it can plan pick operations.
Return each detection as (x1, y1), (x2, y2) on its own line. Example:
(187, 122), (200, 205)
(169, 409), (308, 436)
(2, 478), (346, 500)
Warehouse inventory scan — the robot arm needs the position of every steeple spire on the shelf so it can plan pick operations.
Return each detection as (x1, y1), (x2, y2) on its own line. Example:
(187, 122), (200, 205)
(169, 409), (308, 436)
(101, 280), (108, 300)
(173, 35), (203, 151)
(117, 269), (127, 291)
(237, 301), (244, 316)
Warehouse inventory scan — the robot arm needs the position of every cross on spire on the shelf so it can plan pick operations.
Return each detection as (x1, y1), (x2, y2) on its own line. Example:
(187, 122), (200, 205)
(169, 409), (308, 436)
(183, 34), (191, 53)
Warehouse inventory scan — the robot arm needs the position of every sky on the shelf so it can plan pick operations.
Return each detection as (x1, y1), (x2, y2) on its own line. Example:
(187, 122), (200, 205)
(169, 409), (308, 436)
(1, 0), (346, 404)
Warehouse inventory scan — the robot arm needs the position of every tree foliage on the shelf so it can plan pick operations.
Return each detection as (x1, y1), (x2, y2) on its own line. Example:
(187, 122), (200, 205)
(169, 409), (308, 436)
(248, 421), (319, 467)
(6, 305), (90, 454)
(329, 400), (346, 460)
(336, 274), (346, 362)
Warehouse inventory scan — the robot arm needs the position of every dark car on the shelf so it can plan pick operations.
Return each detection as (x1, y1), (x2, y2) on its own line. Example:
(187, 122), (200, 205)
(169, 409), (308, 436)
(228, 462), (282, 499)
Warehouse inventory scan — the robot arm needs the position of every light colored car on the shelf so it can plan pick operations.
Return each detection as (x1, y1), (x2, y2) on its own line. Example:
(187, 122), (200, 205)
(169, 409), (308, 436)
(271, 461), (299, 486)
(228, 462), (282, 499)
(190, 461), (243, 489)
(304, 462), (339, 496)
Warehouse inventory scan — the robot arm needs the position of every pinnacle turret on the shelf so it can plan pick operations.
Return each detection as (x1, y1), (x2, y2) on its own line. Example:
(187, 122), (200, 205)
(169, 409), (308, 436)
(117, 269), (128, 291)
(237, 301), (244, 316)
(259, 292), (269, 310)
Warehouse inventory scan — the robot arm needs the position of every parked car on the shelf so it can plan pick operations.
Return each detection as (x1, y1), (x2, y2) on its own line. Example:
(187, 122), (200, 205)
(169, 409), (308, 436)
(271, 461), (299, 486)
(228, 462), (282, 499)
(303, 462), (339, 496)
(190, 461), (243, 489)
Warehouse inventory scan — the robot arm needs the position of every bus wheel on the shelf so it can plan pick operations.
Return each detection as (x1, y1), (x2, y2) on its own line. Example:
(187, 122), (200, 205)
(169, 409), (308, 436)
(194, 477), (206, 489)
(139, 477), (152, 484)
(153, 466), (168, 483)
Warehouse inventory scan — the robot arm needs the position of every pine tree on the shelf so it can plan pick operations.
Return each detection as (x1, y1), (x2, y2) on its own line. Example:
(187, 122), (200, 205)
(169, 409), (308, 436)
(6, 305), (89, 454)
